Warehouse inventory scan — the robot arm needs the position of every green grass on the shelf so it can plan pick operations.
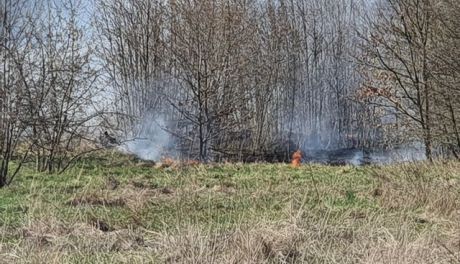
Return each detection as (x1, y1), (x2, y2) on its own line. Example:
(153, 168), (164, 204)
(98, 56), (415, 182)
(0, 153), (459, 263)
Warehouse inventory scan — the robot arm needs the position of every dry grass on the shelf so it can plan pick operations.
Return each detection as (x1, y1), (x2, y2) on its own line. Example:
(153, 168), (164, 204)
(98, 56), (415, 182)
(5, 218), (153, 263)
(153, 216), (459, 264)
(0, 158), (459, 263)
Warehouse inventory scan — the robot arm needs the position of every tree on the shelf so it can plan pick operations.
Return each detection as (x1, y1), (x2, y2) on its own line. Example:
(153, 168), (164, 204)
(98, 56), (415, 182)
(167, 0), (255, 161)
(358, 0), (437, 160)
(95, 0), (167, 136)
(0, 0), (37, 186)
(430, 0), (460, 157)
(4, 0), (103, 174)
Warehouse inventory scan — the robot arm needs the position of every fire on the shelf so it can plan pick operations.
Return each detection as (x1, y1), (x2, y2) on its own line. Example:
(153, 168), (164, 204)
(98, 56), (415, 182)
(291, 150), (302, 168)
(155, 157), (176, 169)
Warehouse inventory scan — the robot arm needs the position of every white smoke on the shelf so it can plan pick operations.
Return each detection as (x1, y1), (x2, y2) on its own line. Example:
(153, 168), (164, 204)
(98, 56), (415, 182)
(302, 142), (427, 166)
(368, 142), (426, 165)
(119, 115), (172, 161)
(350, 150), (365, 166)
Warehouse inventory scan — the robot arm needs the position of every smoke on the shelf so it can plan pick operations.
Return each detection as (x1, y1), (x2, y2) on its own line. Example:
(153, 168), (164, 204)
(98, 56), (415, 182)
(301, 142), (427, 165)
(119, 114), (173, 161)
(367, 143), (426, 165)
(350, 150), (364, 166)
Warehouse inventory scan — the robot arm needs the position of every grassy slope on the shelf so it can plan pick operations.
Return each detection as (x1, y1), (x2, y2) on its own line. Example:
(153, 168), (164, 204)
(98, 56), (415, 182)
(0, 153), (459, 263)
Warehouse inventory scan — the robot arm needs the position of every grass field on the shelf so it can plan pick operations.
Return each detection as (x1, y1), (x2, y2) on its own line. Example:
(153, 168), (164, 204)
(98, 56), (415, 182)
(0, 153), (459, 263)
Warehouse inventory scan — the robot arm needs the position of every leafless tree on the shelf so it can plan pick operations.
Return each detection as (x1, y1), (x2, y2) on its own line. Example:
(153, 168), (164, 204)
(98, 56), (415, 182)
(166, 0), (257, 161)
(6, 0), (102, 173)
(0, 0), (38, 186)
(357, 0), (437, 160)
(95, 0), (167, 136)
(430, 0), (460, 157)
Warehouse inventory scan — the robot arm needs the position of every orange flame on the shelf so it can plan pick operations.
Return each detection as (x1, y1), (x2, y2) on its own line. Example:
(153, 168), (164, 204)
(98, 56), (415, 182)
(291, 150), (302, 168)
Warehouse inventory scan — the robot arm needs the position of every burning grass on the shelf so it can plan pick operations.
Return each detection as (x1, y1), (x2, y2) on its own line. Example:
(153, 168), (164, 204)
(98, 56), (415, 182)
(291, 150), (302, 168)
(0, 154), (459, 263)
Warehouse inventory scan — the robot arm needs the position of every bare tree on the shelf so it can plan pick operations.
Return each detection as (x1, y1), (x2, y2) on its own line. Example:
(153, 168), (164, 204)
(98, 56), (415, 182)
(358, 0), (437, 160)
(0, 0), (37, 186)
(17, 0), (101, 173)
(95, 0), (167, 136)
(430, 0), (460, 157)
(166, 0), (256, 161)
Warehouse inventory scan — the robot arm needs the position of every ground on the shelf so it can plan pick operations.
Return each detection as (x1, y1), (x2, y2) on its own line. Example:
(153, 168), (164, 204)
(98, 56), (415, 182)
(0, 153), (459, 263)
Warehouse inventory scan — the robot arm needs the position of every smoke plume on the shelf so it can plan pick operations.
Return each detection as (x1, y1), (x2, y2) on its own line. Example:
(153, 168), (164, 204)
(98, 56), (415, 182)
(120, 115), (173, 161)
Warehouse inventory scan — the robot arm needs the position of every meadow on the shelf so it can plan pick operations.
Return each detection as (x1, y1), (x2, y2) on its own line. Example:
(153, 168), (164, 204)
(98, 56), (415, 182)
(0, 153), (459, 263)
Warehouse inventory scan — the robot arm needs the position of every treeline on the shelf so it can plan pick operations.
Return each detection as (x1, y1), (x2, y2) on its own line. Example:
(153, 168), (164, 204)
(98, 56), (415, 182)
(95, 0), (371, 161)
(0, 0), (459, 185)
(95, 0), (460, 161)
